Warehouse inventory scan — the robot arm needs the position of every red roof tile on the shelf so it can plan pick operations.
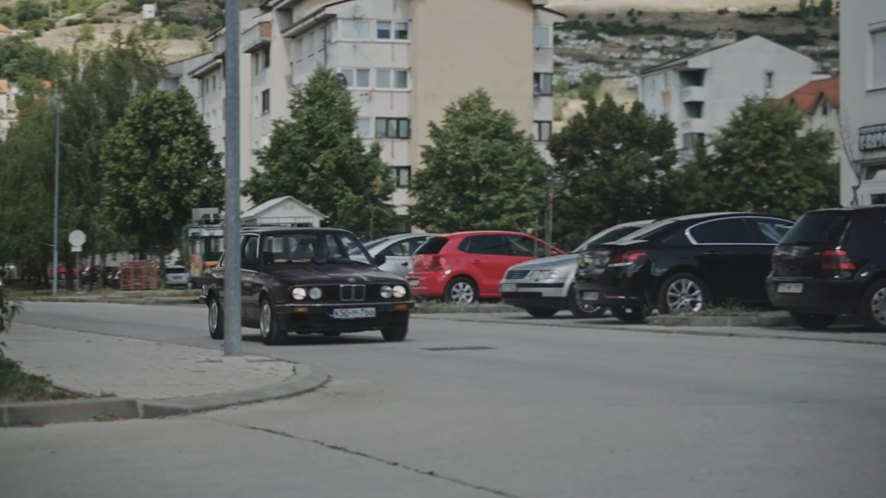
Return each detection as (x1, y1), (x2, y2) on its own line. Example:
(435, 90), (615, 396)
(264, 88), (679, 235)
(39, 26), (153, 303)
(779, 76), (839, 113)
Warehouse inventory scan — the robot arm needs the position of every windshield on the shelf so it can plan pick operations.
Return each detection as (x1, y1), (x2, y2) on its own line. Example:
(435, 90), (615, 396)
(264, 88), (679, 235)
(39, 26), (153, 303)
(261, 231), (373, 266)
(780, 211), (850, 246)
(571, 223), (652, 253)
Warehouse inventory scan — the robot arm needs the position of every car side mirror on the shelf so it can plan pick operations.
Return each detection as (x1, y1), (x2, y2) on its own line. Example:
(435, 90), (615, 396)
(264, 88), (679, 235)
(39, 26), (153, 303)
(374, 254), (386, 266)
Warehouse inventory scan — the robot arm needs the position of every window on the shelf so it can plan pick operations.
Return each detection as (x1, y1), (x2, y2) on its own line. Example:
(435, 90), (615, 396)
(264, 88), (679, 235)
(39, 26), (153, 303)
(687, 218), (756, 244)
(506, 235), (547, 258)
(377, 20), (391, 39)
(872, 193), (886, 205)
(261, 89), (270, 115)
(241, 236), (260, 268)
(765, 70), (774, 93)
(534, 121), (552, 142)
(263, 47), (270, 68)
(683, 133), (705, 150)
(294, 38), (303, 62)
(685, 102), (704, 118)
(376, 118), (410, 139)
(394, 21), (409, 40)
(534, 73), (553, 96)
(460, 235), (511, 255)
(377, 69), (410, 89)
(534, 26), (552, 48)
(339, 19), (372, 40)
(392, 166), (411, 187)
(872, 29), (886, 88)
(355, 117), (372, 138)
(340, 68), (371, 88)
(747, 218), (793, 244)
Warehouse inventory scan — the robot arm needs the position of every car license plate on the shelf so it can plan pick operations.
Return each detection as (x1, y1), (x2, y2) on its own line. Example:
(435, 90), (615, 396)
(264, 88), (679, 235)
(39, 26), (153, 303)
(777, 283), (804, 294)
(501, 283), (517, 292)
(582, 291), (600, 302)
(332, 307), (376, 319)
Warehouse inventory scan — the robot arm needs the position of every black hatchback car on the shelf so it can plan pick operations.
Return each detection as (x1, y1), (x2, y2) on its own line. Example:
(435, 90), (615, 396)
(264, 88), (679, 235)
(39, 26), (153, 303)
(767, 206), (886, 331)
(575, 212), (794, 323)
(203, 228), (413, 345)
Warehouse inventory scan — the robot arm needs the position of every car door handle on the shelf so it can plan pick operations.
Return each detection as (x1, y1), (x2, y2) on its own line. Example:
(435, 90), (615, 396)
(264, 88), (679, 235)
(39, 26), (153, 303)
(400, 262), (408, 266)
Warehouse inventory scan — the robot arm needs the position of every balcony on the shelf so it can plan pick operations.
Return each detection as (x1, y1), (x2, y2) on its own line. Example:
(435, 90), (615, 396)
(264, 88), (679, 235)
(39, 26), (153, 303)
(680, 118), (708, 134)
(680, 86), (705, 103)
(243, 21), (272, 53)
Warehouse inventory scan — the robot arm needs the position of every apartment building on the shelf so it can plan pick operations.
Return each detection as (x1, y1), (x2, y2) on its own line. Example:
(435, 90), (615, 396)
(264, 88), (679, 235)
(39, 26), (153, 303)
(168, 0), (563, 218)
(0, 79), (19, 141)
(639, 35), (819, 160)
(840, 0), (886, 206)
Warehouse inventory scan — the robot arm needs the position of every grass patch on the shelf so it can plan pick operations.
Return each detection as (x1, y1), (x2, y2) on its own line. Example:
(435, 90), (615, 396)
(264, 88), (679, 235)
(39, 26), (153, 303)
(0, 356), (83, 404)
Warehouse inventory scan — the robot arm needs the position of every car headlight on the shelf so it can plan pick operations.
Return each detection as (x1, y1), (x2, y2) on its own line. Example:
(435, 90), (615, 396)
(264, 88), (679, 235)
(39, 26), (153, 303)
(380, 285), (393, 299)
(291, 287), (307, 300)
(529, 269), (560, 280)
(309, 287), (322, 300)
(392, 285), (407, 298)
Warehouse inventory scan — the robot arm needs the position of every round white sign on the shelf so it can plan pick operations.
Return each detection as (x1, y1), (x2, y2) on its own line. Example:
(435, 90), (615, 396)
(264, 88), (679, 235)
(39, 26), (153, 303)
(68, 229), (87, 247)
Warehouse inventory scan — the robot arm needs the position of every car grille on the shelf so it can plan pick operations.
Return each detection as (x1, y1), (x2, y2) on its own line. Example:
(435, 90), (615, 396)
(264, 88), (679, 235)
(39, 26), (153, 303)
(505, 270), (529, 280)
(340, 284), (366, 302)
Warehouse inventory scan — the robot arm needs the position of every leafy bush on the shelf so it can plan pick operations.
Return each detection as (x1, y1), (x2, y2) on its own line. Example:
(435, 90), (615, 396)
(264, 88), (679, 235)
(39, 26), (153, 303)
(0, 283), (22, 358)
(166, 22), (198, 39)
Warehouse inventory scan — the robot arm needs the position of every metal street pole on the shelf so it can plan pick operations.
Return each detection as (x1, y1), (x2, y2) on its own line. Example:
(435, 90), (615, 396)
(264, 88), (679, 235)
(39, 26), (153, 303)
(52, 92), (61, 296)
(223, 0), (242, 356)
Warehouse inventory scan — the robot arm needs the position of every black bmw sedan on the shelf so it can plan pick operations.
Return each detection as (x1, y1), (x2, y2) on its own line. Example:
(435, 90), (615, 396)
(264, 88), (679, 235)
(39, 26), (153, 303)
(203, 227), (413, 345)
(574, 213), (794, 323)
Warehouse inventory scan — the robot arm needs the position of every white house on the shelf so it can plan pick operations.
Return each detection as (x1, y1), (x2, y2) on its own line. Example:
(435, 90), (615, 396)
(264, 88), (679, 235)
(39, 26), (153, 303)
(639, 35), (820, 159)
(839, 0), (886, 206)
(166, 1), (564, 227)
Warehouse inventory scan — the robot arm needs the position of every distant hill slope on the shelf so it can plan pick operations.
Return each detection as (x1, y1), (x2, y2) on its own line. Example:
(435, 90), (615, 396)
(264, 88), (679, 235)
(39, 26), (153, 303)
(549, 0), (799, 14)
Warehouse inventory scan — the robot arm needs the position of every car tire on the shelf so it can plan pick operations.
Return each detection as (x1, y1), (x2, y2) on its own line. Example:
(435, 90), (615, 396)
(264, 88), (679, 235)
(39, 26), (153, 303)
(208, 294), (224, 340)
(526, 308), (558, 318)
(860, 279), (886, 332)
(445, 277), (478, 304)
(610, 305), (646, 323)
(381, 325), (408, 342)
(259, 297), (286, 345)
(658, 272), (711, 314)
(790, 312), (836, 330)
(567, 285), (607, 318)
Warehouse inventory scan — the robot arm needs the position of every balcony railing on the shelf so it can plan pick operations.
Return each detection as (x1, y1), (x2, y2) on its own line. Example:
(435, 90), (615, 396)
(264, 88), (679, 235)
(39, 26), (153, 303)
(680, 86), (706, 103)
(243, 21), (272, 53)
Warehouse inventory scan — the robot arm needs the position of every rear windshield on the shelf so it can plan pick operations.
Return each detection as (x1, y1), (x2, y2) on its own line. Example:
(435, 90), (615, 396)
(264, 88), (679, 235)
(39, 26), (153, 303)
(166, 267), (187, 274)
(618, 219), (679, 242)
(571, 224), (649, 253)
(780, 212), (850, 246)
(414, 237), (448, 255)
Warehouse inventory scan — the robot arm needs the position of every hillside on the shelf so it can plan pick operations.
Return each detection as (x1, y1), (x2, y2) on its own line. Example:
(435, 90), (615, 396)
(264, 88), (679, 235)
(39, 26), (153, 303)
(548, 0), (799, 15)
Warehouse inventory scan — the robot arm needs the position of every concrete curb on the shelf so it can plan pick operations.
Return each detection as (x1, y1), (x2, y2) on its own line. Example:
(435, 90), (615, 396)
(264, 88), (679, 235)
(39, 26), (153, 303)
(646, 314), (796, 327)
(1, 364), (329, 428)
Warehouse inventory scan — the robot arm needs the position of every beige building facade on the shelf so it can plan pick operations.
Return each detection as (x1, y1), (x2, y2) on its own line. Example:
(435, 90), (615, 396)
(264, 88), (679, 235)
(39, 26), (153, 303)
(170, 0), (562, 220)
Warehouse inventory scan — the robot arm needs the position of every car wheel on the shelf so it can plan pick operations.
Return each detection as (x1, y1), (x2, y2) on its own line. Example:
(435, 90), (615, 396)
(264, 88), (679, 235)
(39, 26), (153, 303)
(381, 324), (408, 342)
(658, 273), (710, 314)
(445, 277), (478, 304)
(526, 308), (558, 318)
(208, 294), (224, 340)
(610, 305), (646, 323)
(259, 297), (286, 345)
(860, 279), (886, 332)
(790, 312), (836, 330)
(567, 285), (607, 318)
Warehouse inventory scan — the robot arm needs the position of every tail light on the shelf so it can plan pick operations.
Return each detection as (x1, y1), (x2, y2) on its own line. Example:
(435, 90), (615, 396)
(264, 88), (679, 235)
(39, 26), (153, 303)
(608, 250), (648, 268)
(822, 249), (856, 272)
(416, 255), (442, 271)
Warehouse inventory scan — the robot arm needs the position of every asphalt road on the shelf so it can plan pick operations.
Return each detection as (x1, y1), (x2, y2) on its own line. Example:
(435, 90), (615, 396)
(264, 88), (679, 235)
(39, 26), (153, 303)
(4, 301), (886, 498)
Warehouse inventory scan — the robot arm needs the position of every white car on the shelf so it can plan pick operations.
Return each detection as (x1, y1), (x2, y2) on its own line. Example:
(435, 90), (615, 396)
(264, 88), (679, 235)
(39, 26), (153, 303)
(499, 220), (654, 318)
(164, 265), (191, 288)
(364, 233), (436, 277)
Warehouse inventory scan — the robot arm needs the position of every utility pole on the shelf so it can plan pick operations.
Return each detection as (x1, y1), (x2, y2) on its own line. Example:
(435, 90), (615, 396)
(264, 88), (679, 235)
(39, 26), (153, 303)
(52, 92), (61, 295)
(223, 0), (242, 356)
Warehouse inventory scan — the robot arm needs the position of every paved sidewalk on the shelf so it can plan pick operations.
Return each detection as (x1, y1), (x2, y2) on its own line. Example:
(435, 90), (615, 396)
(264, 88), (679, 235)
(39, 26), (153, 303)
(1, 324), (328, 427)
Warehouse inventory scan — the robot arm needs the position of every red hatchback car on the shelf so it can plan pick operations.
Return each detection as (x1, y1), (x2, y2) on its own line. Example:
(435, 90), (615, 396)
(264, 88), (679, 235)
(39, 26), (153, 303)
(407, 231), (563, 303)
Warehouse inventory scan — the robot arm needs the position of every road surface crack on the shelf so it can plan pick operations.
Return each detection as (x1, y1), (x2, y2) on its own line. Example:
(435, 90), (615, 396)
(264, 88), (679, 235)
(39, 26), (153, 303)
(209, 418), (524, 498)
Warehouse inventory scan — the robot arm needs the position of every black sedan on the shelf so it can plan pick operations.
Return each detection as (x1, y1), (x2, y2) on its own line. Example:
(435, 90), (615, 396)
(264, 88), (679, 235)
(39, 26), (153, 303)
(203, 228), (413, 345)
(574, 212), (794, 323)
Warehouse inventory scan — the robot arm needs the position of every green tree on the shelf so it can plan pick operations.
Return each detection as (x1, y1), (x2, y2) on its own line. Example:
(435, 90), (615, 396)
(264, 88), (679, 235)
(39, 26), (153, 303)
(548, 95), (679, 249)
(99, 88), (223, 258)
(76, 23), (95, 42)
(409, 89), (548, 233)
(676, 97), (837, 217)
(819, 0), (833, 16)
(0, 98), (57, 280)
(0, 37), (68, 82)
(243, 67), (397, 239)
